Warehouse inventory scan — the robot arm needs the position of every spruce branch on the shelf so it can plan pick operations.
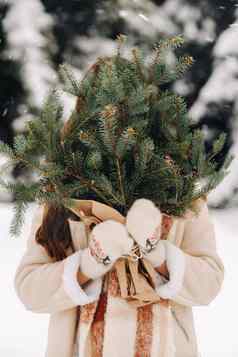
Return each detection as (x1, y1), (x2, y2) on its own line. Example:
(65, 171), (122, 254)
(175, 55), (194, 79)
(59, 64), (81, 96)
(68, 170), (121, 206)
(131, 47), (145, 81)
(0, 141), (16, 160)
(10, 200), (28, 237)
(149, 34), (185, 82)
(115, 156), (126, 207)
(116, 33), (127, 56)
(1, 35), (233, 226)
(207, 132), (227, 161)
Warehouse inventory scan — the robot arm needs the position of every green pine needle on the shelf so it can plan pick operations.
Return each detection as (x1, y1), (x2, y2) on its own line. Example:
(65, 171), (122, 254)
(1, 35), (233, 235)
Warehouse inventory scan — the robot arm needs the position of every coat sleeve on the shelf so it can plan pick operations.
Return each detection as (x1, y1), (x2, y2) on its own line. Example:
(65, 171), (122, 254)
(171, 199), (225, 307)
(14, 204), (102, 314)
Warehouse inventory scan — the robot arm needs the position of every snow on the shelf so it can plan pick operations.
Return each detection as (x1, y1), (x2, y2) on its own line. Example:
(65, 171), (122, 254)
(214, 26), (238, 57)
(59, 91), (79, 123)
(188, 12), (238, 207)
(3, 0), (56, 108)
(0, 203), (48, 357)
(194, 206), (238, 356)
(208, 145), (238, 208)
(190, 56), (238, 118)
(1, 1), (238, 354)
(0, 202), (238, 356)
(76, 36), (117, 68)
(0, 153), (14, 202)
(158, 0), (216, 44)
(115, 0), (177, 37)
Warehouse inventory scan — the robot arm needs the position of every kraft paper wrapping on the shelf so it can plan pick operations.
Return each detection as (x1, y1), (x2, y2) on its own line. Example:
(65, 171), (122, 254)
(64, 198), (174, 307)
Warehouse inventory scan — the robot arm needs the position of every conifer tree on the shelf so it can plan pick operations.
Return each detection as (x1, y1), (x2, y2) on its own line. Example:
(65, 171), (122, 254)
(0, 34), (234, 237)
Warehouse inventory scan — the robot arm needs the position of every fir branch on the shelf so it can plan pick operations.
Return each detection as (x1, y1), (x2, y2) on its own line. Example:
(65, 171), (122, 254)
(115, 157), (126, 207)
(1, 35), (233, 223)
(59, 64), (81, 96)
(116, 33), (127, 56)
(131, 47), (145, 81)
(0, 141), (16, 159)
(115, 127), (137, 158)
(41, 89), (63, 124)
(149, 34), (185, 81)
(127, 85), (149, 115)
(13, 134), (28, 156)
(69, 171), (121, 206)
(85, 151), (102, 171)
(174, 55), (194, 80)
(98, 104), (119, 152)
(207, 132), (227, 161)
(137, 137), (155, 173)
(9, 200), (28, 237)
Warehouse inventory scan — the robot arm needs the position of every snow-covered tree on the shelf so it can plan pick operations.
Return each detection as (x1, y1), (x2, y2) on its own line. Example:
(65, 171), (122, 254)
(3, 0), (57, 126)
(0, 1), (25, 201)
(1, 0), (238, 208)
(189, 10), (238, 207)
(114, 0), (238, 208)
(0, 0), (58, 201)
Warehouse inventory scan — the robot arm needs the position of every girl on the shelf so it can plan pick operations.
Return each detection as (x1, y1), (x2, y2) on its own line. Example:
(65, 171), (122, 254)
(14, 55), (224, 357)
(14, 194), (224, 357)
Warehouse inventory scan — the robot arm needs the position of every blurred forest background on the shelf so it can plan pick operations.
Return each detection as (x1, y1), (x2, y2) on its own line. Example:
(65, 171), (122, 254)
(1, 2), (238, 356)
(0, 0), (238, 207)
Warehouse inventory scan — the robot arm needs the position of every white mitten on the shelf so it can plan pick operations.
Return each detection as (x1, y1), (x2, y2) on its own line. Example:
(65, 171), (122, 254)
(126, 198), (163, 255)
(156, 240), (186, 299)
(80, 220), (134, 280)
(145, 240), (166, 268)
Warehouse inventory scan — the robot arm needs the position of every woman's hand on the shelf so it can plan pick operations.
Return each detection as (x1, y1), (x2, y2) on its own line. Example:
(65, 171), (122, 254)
(126, 198), (165, 267)
(80, 220), (134, 280)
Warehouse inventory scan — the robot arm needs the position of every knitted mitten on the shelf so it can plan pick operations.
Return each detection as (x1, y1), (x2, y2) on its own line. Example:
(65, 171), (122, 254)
(80, 220), (134, 280)
(126, 198), (165, 267)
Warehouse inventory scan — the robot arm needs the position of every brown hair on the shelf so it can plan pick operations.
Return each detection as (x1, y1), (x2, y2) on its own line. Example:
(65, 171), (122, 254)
(35, 204), (80, 261)
(34, 57), (111, 261)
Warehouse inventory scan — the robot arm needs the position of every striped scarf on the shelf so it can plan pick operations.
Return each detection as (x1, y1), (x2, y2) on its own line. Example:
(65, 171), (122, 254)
(73, 269), (175, 357)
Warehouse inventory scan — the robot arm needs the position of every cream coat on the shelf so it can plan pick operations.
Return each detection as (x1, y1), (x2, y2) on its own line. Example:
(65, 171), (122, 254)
(14, 199), (224, 357)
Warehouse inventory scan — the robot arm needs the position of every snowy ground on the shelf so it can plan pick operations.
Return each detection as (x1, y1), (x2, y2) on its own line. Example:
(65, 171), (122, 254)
(0, 202), (237, 357)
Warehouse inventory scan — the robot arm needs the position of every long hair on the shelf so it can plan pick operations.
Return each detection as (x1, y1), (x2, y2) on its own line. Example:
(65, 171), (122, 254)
(35, 203), (80, 261)
(34, 58), (108, 261)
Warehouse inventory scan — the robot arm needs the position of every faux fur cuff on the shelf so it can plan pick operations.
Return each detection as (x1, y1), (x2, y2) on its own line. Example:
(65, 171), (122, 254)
(63, 250), (102, 305)
(156, 242), (186, 299)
